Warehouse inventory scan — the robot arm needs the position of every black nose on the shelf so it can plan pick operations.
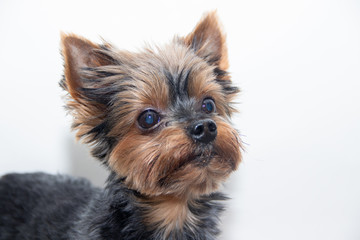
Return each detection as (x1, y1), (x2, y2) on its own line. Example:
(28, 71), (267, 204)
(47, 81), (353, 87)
(189, 119), (217, 144)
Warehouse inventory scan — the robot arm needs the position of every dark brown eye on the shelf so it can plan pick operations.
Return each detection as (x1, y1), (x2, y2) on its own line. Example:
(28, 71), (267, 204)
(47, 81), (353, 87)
(201, 98), (216, 114)
(138, 110), (161, 129)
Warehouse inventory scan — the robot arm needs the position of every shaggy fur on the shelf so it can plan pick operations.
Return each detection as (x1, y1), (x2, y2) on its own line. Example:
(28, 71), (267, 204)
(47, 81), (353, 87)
(0, 12), (242, 240)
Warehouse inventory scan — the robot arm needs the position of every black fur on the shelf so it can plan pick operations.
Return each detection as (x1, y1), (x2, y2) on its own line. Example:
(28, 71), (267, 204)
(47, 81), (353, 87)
(0, 172), (226, 240)
(164, 68), (192, 102)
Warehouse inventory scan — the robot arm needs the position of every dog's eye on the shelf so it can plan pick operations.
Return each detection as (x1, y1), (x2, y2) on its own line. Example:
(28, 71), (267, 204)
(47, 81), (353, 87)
(201, 98), (216, 114)
(138, 110), (161, 129)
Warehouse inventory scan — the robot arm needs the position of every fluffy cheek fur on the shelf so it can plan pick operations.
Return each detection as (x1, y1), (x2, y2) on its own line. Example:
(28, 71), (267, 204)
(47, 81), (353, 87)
(109, 117), (241, 197)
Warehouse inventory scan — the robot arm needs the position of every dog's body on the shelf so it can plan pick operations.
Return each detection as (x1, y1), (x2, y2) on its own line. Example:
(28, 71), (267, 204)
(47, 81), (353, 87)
(0, 172), (224, 239)
(0, 12), (241, 240)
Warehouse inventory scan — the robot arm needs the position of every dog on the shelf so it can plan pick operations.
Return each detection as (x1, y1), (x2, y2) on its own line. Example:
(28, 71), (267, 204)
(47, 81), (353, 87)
(0, 12), (242, 240)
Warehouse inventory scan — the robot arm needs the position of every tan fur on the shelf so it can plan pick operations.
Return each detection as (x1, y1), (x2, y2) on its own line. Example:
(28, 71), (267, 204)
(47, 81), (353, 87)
(137, 195), (196, 238)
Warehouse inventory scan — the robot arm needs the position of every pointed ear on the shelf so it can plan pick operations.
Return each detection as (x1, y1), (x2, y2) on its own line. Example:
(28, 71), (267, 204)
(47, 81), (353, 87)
(61, 33), (113, 100)
(185, 11), (229, 70)
(60, 33), (117, 146)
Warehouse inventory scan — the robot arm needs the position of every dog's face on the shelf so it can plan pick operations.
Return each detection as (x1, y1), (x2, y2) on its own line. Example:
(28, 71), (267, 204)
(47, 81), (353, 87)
(61, 12), (242, 197)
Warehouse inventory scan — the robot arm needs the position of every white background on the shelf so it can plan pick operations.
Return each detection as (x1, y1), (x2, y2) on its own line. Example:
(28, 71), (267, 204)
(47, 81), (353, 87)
(0, 0), (359, 239)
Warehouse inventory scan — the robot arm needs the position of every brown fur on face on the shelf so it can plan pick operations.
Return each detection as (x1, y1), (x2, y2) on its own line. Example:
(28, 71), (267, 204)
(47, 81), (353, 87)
(61, 11), (242, 200)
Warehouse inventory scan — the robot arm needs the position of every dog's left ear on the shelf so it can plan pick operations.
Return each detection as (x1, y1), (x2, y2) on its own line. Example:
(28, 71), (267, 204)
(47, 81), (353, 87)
(185, 11), (228, 71)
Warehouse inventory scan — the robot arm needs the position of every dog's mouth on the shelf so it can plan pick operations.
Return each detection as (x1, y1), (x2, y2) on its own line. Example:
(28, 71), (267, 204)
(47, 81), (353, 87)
(167, 147), (217, 174)
(157, 150), (218, 187)
(171, 143), (218, 170)
(188, 150), (217, 167)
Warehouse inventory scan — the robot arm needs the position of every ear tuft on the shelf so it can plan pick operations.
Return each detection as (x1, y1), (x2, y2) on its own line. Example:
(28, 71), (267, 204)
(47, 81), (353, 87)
(61, 33), (112, 99)
(185, 11), (229, 70)
(60, 33), (117, 152)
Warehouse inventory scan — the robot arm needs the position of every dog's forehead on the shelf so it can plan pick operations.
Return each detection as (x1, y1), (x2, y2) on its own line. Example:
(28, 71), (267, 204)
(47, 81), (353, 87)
(110, 42), (228, 122)
(135, 43), (216, 105)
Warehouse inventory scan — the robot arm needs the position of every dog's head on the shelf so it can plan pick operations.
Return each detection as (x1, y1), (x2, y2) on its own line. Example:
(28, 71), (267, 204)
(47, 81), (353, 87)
(61, 12), (242, 197)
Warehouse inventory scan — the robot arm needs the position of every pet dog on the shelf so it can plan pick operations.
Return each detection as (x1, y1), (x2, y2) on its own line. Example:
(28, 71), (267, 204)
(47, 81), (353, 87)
(0, 12), (242, 240)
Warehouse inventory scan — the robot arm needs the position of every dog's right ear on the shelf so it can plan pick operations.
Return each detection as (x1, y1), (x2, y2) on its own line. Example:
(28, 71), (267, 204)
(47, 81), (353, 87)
(61, 33), (113, 100)
(61, 34), (118, 145)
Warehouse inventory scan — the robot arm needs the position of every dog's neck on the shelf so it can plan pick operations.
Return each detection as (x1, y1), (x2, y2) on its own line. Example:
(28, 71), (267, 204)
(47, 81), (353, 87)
(136, 194), (195, 238)
(99, 172), (226, 240)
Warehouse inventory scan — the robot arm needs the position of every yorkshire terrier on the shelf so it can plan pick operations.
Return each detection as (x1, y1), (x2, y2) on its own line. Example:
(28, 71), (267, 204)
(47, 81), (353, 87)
(0, 12), (242, 240)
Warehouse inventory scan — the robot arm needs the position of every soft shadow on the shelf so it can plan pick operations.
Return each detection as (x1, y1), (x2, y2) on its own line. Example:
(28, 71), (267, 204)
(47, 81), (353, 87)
(66, 137), (109, 187)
